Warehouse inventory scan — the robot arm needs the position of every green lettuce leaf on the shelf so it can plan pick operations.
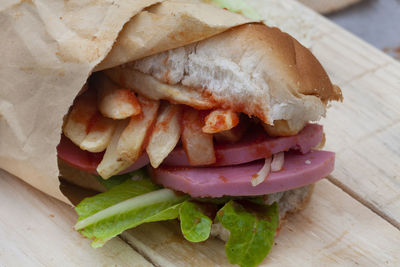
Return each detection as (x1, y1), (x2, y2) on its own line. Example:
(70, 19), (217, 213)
(179, 201), (213, 242)
(76, 177), (160, 220)
(217, 201), (279, 267)
(195, 195), (265, 205)
(206, 0), (261, 20)
(75, 177), (188, 247)
(75, 168), (280, 266)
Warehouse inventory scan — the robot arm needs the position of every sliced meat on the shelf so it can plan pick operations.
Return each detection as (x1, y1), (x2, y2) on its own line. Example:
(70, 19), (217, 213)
(57, 124), (323, 174)
(149, 150), (335, 197)
(57, 136), (149, 174)
(162, 124), (323, 166)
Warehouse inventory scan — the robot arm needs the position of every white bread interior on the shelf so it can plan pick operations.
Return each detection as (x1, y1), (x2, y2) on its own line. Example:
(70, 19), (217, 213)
(105, 23), (342, 125)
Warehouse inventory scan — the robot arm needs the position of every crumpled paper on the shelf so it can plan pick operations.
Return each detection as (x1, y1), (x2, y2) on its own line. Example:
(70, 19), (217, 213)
(0, 0), (251, 204)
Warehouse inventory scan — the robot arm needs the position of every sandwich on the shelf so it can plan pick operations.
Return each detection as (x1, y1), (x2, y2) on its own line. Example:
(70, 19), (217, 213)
(57, 23), (342, 267)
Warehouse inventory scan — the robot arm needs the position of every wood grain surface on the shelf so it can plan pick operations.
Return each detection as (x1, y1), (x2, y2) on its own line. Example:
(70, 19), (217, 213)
(313, 13), (400, 230)
(0, 169), (152, 267)
(122, 180), (400, 266)
(1, 0), (400, 266)
(250, 0), (400, 229)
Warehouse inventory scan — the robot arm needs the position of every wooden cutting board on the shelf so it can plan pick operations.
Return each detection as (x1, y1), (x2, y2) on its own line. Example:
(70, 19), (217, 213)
(1, 0), (400, 266)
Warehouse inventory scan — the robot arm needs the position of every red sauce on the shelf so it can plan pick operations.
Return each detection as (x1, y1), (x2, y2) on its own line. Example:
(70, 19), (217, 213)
(219, 175), (228, 183)
(253, 145), (271, 158)
(213, 114), (227, 132)
(183, 108), (203, 131)
(203, 110), (239, 133)
(158, 120), (170, 132)
(116, 89), (141, 112)
(86, 111), (102, 134)
(231, 112), (239, 127)
(269, 142), (276, 148)
(157, 107), (177, 132)
(141, 118), (156, 151)
(88, 112), (115, 134)
(161, 165), (191, 172)
(69, 106), (93, 125)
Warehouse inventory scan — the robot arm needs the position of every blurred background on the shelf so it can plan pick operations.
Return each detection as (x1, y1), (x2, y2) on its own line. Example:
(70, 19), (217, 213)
(302, 0), (400, 60)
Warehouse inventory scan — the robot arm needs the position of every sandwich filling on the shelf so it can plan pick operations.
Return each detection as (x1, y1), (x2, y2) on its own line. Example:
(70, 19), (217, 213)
(58, 76), (333, 267)
(58, 23), (342, 267)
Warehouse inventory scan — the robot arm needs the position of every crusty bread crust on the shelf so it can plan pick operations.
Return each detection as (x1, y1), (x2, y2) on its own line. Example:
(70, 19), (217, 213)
(278, 184), (314, 221)
(106, 23), (342, 125)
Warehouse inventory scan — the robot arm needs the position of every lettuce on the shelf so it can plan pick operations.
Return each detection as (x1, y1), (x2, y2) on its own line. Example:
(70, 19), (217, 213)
(76, 176), (160, 220)
(75, 176), (188, 247)
(179, 201), (213, 242)
(217, 201), (279, 267)
(75, 170), (279, 266)
(206, 0), (261, 20)
(195, 195), (266, 205)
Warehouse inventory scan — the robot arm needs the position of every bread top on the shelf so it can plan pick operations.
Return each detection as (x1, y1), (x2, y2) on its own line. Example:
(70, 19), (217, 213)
(115, 23), (342, 125)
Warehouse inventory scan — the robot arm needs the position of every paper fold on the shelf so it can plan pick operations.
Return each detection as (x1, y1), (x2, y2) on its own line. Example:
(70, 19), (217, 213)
(0, 0), (251, 204)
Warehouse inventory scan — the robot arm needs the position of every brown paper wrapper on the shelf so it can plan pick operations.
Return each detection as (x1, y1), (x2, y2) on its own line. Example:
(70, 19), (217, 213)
(0, 0), (251, 204)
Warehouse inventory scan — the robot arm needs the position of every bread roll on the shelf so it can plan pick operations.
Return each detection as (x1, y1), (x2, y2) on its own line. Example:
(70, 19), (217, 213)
(106, 23), (342, 127)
